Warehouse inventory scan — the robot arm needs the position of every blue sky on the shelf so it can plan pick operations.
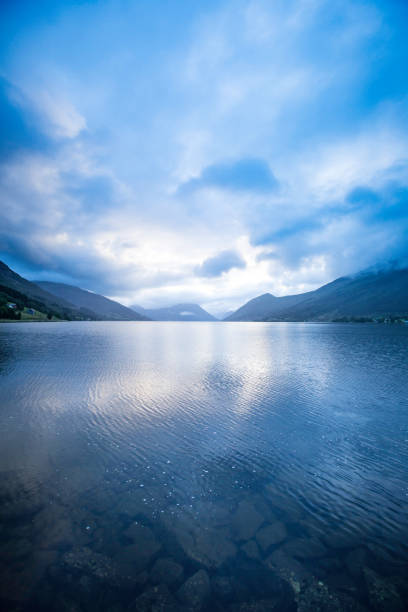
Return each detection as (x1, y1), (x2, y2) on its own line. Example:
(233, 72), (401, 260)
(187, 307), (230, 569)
(1, 0), (407, 313)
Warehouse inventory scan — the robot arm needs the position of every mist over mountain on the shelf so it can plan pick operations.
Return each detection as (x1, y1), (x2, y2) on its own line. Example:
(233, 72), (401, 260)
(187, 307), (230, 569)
(225, 266), (408, 322)
(36, 282), (149, 321)
(213, 309), (235, 321)
(131, 303), (217, 321)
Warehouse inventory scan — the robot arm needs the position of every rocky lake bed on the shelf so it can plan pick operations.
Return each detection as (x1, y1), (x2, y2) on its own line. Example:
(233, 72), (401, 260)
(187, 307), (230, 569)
(1, 466), (407, 611)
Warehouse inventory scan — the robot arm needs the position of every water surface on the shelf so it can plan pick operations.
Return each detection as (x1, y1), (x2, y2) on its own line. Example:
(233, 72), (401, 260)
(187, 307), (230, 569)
(0, 322), (407, 611)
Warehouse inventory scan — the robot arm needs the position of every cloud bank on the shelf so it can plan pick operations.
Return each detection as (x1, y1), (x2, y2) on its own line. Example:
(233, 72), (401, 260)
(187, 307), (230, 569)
(0, 0), (407, 312)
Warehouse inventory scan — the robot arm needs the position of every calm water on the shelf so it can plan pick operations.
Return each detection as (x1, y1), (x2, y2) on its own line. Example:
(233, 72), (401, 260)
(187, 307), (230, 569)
(0, 322), (407, 611)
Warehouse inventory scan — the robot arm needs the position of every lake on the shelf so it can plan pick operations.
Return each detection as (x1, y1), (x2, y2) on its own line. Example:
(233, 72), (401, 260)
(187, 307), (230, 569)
(0, 321), (407, 611)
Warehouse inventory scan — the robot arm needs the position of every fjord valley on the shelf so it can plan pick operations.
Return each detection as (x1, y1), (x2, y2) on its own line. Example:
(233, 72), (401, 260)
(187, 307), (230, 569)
(2, 0), (408, 609)
(1, 259), (408, 324)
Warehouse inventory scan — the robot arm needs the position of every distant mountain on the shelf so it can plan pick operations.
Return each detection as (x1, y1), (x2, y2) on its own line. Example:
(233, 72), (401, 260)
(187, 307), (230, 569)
(0, 260), (96, 320)
(224, 293), (305, 321)
(36, 281), (149, 321)
(225, 267), (408, 322)
(130, 303), (217, 321)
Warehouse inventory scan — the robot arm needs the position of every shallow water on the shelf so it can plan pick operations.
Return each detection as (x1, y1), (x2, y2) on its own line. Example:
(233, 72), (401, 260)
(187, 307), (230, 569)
(0, 321), (407, 611)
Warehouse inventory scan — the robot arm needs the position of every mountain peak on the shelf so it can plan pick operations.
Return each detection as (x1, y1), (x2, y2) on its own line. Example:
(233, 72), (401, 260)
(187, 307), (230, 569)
(226, 266), (408, 322)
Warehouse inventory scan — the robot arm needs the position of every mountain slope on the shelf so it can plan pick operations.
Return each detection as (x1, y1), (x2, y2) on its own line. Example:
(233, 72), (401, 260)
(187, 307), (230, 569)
(131, 303), (217, 321)
(0, 260), (96, 320)
(36, 281), (149, 321)
(225, 292), (306, 321)
(225, 267), (408, 322)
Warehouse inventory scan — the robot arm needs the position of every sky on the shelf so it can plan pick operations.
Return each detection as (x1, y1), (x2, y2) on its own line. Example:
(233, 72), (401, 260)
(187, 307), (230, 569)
(1, 0), (408, 315)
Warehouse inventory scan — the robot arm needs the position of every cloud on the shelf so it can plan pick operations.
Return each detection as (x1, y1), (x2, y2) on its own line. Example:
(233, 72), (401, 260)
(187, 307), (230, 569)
(195, 249), (246, 277)
(249, 160), (408, 277)
(179, 158), (279, 194)
(33, 91), (86, 139)
(1, 0), (408, 312)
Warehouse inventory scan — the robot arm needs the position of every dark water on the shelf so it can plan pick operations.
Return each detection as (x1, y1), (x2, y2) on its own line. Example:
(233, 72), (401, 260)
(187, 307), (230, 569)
(0, 322), (407, 611)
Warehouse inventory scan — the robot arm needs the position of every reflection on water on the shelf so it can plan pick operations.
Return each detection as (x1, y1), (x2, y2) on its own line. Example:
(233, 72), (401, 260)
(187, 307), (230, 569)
(0, 321), (407, 611)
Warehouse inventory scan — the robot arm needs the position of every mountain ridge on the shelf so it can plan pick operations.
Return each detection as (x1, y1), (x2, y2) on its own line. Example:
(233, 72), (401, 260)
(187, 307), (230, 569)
(0, 261), (97, 320)
(36, 281), (149, 321)
(225, 267), (408, 322)
(2, 259), (407, 324)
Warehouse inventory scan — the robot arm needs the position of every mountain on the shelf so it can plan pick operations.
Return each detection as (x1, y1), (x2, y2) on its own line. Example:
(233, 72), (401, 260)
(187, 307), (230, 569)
(0, 260), (97, 320)
(225, 267), (408, 322)
(225, 292), (305, 322)
(36, 281), (149, 321)
(130, 303), (217, 321)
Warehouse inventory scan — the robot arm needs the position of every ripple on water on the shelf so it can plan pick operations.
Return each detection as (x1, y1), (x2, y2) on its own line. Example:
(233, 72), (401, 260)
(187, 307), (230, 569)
(0, 321), (407, 610)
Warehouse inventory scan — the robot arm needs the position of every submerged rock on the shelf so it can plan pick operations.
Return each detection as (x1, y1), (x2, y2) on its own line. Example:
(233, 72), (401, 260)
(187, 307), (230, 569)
(232, 500), (264, 541)
(265, 547), (312, 590)
(193, 500), (232, 528)
(114, 545), (151, 578)
(228, 598), (283, 612)
(177, 569), (211, 610)
(212, 574), (235, 601)
(120, 522), (161, 572)
(363, 567), (404, 612)
(161, 506), (237, 569)
(256, 522), (287, 552)
(241, 540), (262, 561)
(150, 557), (184, 586)
(186, 527), (237, 569)
(62, 546), (119, 587)
(249, 494), (279, 525)
(129, 584), (178, 612)
(117, 489), (159, 520)
(280, 537), (327, 560)
(297, 579), (368, 612)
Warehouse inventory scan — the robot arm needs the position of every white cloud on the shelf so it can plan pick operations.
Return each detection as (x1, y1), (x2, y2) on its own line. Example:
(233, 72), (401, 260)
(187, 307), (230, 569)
(37, 91), (87, 139)
(1, 0), (407, 313)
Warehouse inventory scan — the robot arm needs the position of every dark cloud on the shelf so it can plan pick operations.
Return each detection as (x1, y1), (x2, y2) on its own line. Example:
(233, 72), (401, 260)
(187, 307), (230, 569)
(179, 158), (279, 194)
(249, 169), (408, 275)
(0, 231), (183, 296)
(195, 249), (246, 277)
